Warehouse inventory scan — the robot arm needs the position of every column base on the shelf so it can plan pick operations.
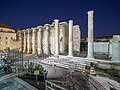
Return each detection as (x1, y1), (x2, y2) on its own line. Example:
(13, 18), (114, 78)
(32, 52), (36, 54)
(37, 49), (42, 55)
(27, 51), (31, 54)
(86, 56), (94, 59)
(23, 51), (26, 53)
(67, 55), (73, 57)
(54, 54), (59, 58)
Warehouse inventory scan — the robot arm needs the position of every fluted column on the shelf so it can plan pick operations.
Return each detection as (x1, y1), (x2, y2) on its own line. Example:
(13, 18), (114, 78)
(68, 20), (73, 56)
(37, 26), (42, 54)
(54, 19), (59, 56)
(44, 24), (50, 54)
(32, 28), (36, 54)
(27, 29), (31, 53)
(87, 10), (94, 58)
(18, 31), (22, 52)
(23, 30), (27, 52)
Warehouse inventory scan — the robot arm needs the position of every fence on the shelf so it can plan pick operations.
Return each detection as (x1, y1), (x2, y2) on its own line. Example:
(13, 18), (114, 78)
(45, 80), (67, 90)
(0, 50), (23, 76)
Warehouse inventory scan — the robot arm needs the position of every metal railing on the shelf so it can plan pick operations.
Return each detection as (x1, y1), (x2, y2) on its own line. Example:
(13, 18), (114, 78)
(45, 80), (67, 90)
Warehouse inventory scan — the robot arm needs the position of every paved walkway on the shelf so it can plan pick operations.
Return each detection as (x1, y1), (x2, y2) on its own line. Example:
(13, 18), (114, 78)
(0, 77), (38, 90)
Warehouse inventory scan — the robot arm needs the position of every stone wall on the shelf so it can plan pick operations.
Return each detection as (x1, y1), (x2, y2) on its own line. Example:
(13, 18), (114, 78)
(73, 25), (80, 56)
(94, 42), (109, 54)
(94, 35), (120, 61)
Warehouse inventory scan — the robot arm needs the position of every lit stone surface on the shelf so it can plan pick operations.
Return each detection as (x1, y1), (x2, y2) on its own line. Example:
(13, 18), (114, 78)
(68, 20), (73, 56)
(37, 26), (43, 54)
(54, 19), (59, 56)
(20, 20), (80, 56)
(59, 22), (67, 54)
(73, 25), (81, 56)
(32, 28), (36, 54)
(94, 42), (109, 54)
(49, 24), (55, 54)
(27, 29), (31, 53)
(112, 35), (120, 61)
(17, 31), (22, 52)
(87, 10), (94, 58)
(23, 30), (27, 52)
(43, 24), (50, 54)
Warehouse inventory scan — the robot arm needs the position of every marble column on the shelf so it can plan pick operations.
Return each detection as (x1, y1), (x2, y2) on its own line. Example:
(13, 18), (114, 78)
(37, 26), (42, 54)
(32, 28), (36, 54)
(18, 31), (22, 52)
(68, 20), (73, 56)
(54, 19), (59, 56)
(27, 29), (31, 53)
(44, 24), (50, 54)
(23, 30), (27, 52)
(87, 10), (94, 58)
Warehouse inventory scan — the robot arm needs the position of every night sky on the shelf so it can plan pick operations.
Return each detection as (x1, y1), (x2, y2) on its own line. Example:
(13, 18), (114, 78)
(0, 0), (120, 38)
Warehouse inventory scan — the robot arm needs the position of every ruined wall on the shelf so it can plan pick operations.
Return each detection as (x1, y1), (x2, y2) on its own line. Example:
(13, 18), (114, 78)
(73, 25), (81, 56)
(59, 22), (68, 54)
(18, 21), (81, 56)
(94, 42), (109, 55)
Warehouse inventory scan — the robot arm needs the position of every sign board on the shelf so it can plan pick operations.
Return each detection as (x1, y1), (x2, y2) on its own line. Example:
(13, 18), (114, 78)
(34, 70), (39, 75)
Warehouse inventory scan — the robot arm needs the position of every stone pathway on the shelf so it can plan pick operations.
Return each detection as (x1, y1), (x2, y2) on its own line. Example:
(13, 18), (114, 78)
(0, 77), (38, 90)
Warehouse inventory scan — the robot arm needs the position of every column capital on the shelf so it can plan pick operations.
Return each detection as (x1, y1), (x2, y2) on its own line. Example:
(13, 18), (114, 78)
(44, 24), (50, 30)
(26, 28), (31, 34)
(17, 30), (22, 34)
(37, 26), (43, 32)
(22, 29), (26, 32)
(54, 19), (59, 22)
(60, 22), (67, 25)
(87, 10), (94, 14)
(69, 20), (73, 23)
(17, 30), (22, 33)
(32, 27), (37, 33)
(23, 30), (27, 34)
(37, 26), (43, 29)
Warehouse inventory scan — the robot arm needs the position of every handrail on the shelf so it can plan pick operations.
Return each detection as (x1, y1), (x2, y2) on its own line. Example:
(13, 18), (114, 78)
(45, 80), (67, 90)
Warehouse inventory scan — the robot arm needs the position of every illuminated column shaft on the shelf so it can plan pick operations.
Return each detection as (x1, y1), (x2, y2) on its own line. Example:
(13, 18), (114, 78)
(87, 10), (94, 58)
(68, 20), (73, 56)
(54, 19), (59, 56)
(37, 27), (42, 54)
(45, 24), (50, 54)
(27, 29), (31, 53)
(23, 30), (27, 52)
(18, 31), (22, 52)
(32, 28), (36, 54)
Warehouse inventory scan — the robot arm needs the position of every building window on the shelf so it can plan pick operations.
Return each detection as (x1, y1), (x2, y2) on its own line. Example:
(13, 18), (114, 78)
(0, 37), (1, 39)
(5, 37), (8, 40)
(11, 37), (13, 39)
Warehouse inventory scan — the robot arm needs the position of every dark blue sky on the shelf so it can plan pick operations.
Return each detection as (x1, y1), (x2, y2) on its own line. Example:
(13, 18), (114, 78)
(0, 0), (120, 37)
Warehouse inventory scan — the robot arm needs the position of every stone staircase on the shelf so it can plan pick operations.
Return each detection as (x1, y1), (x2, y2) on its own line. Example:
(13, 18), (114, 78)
(40, 55), (97, 71)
